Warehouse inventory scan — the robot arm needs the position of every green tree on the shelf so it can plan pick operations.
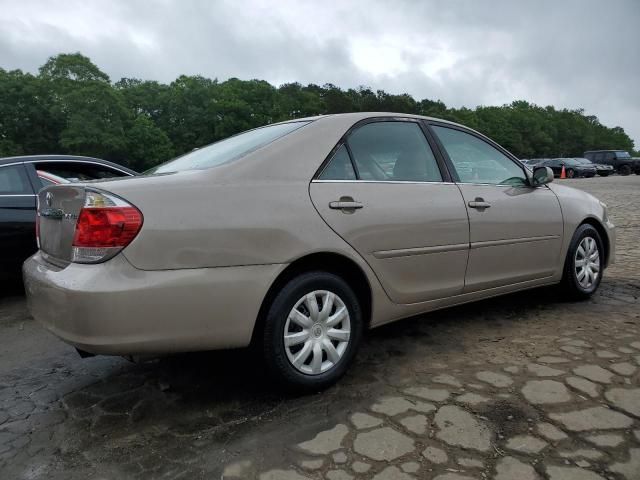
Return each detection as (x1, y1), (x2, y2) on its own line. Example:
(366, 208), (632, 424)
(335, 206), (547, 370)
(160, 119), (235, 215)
(0, 52), (636, 166)
(59, 82), (130, 160)
(124, 115), (174, 170)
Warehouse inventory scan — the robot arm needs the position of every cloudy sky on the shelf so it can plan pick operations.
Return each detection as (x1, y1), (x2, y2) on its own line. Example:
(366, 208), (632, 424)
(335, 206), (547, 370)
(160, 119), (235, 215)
(1, 0), (639, 144)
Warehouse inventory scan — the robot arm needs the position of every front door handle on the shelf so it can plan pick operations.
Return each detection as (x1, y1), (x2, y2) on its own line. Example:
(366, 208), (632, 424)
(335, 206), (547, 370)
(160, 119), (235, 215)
(468, 198), (491, 209)
(329, 196), (363, 212)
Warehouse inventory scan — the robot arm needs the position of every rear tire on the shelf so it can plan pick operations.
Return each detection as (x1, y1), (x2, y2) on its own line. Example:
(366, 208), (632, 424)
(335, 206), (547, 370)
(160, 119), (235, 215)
(598, 172), (610, 177)
(561, 224), (604, 300)
(566, 168), (575, 178)
(262, 271), (363, 392)
(618, 164), (631, 175)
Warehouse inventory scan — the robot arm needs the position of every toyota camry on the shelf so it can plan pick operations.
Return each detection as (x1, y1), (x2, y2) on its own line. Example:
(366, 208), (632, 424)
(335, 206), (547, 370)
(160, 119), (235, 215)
(23, 113), (615, 390)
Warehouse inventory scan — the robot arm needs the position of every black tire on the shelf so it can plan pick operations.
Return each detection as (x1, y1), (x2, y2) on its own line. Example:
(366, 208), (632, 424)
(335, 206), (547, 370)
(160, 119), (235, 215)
(598, 172), (610, 177)
(566, 168), (575, 178)
(618, 164), (631, 176)
(561, 224), (604, 300)
(262, 271), (363, 392)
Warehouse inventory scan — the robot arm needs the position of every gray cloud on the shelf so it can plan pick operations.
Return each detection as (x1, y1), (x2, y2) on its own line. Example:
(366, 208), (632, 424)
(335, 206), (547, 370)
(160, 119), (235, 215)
(1, 0), (638, 145)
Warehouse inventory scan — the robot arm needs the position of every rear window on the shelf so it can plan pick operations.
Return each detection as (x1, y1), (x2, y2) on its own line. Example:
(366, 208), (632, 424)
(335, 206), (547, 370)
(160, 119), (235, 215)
(148, 121), (310, 174)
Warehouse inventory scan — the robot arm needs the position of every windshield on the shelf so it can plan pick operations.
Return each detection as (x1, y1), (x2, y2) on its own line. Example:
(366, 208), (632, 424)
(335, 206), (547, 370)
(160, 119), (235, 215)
(573, 158), (592, 165)
(147, 121), (310, 174)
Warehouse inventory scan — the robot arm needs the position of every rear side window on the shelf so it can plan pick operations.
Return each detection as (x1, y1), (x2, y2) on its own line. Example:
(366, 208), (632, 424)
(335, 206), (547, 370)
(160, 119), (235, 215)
(319, 145), (356, 180)
(0, 165), (33, 195)
(149, 121), (310, 174)
(594, 153), (604, 162)
(346, 122), (442, 182)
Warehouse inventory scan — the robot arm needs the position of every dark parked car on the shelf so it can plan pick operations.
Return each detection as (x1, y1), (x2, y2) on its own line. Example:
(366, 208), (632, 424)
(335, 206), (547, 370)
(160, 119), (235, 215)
(572, 157), (614, 177)
(583, 150), (640, 175)
(0, 155), (136, 280)
(520, 158), (546, 170)
(540, 158), (596, 178)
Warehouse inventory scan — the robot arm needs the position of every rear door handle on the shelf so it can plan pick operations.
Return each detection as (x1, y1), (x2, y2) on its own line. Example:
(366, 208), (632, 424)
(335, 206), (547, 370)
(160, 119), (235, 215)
(329, 201), (363, 209)
(468, 198), (491, 209)
(329, 197), (363, 211)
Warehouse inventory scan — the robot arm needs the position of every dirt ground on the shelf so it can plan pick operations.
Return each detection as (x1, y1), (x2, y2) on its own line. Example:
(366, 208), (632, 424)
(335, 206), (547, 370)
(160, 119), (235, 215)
(1, 176), (639, 480)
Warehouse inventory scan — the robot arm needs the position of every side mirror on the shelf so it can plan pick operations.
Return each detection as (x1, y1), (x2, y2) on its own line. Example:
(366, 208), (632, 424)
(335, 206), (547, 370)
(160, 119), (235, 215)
(532, 166), (554, 186)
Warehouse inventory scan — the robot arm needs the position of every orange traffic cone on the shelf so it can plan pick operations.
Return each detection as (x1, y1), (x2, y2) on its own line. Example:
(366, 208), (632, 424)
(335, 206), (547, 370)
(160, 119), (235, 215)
(560, 164), (566, 179)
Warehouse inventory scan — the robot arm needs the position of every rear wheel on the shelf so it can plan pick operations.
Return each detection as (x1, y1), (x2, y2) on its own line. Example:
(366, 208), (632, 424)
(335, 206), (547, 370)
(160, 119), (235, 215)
(561, 224), (603, 299)
(598, 172), (610, 177)
(618, 164), (631, 175)
(566, 168), (575, 178)
(262, 271), (363, 391)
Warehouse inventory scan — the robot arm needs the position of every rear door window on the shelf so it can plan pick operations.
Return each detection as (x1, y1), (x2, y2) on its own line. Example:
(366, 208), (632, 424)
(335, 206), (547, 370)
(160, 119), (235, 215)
(346, 121), (443, 182)
(0, 164), (33, 195)
(319, 145), (357, 180)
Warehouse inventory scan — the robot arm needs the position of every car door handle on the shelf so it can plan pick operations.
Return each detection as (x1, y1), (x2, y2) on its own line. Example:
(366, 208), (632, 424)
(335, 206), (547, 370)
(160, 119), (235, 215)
(329, 198), (363, 211)
(468, 199), (491, 209)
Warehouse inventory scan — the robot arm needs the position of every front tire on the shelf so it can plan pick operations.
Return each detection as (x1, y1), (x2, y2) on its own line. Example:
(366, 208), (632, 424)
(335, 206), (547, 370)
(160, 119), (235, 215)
(262, 271), (363, 392)
(561, 224), (604, 299)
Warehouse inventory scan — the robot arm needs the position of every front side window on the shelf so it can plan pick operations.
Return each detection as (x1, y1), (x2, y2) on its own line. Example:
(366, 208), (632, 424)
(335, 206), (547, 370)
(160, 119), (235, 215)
(345, 122), (442, 182)
(148, 121), (309, 174)
(432, 126), (526, 186)
(0, 165), (33, 195)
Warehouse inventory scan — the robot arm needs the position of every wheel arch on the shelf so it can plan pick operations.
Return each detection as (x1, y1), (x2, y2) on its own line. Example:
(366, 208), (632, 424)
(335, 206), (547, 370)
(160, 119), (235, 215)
(250, 252), (373, 346)
(579, 217), (610, 267)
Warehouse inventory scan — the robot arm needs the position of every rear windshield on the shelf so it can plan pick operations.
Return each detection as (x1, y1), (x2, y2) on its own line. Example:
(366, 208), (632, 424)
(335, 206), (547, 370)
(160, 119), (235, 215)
(147, 121), (310, 174)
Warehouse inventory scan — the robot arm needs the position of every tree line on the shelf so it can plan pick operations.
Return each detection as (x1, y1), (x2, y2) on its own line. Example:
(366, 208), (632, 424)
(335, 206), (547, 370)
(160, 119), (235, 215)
(0, 53), (636, 171)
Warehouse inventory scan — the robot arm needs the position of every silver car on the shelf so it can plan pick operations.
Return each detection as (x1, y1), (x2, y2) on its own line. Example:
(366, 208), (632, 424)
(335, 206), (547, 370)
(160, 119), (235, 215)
(23, 113), (615, 390)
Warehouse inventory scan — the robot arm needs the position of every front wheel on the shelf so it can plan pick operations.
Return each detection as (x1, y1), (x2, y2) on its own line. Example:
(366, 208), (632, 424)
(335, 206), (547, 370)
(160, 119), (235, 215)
(598, 172), (610, 177)
(561, 224), (604, 299)
(262, 271), (363, 391)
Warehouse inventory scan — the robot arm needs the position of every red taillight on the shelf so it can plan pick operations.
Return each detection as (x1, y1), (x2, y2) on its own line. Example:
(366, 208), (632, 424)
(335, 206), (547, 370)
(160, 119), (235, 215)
(70, 190), (143, 263)
(73, 207), (142, 248)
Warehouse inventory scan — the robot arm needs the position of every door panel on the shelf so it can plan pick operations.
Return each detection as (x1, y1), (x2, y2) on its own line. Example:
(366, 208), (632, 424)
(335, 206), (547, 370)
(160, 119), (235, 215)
(429, 123), (564, 292)
(458, 183), (563, 292)
(310, 181), (469, 303)
(0, 164), (37, 274)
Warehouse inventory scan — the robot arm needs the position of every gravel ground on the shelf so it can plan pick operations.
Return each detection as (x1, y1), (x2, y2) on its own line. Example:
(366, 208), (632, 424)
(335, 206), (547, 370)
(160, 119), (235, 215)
(1, 175), (639, 480)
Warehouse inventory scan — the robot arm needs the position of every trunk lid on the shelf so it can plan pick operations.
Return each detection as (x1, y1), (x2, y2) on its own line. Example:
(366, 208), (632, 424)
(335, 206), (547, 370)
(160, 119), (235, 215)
(38, 185), (86, 263)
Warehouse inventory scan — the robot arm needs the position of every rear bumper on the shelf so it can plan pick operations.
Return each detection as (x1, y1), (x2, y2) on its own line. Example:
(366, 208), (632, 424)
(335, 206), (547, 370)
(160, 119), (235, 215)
(23, 252), (284, 355)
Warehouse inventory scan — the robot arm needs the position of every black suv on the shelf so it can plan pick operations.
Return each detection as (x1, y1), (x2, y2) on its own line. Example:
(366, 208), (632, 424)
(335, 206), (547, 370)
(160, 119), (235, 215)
(583, 150), (640, 175)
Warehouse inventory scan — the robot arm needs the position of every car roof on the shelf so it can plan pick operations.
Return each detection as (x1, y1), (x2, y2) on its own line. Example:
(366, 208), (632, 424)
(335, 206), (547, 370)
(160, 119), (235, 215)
(584, 150), (627, 153)
(0, 154), (138, 174)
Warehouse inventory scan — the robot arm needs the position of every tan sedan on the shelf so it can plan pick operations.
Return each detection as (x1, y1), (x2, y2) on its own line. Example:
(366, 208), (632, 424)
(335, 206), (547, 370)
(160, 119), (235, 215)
(23, 113), (615, 390)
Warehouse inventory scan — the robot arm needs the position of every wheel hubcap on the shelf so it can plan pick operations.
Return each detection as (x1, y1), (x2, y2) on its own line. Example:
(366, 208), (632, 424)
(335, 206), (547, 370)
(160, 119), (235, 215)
(284, 290), (351, 375)
(575, 236), (600, 289)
